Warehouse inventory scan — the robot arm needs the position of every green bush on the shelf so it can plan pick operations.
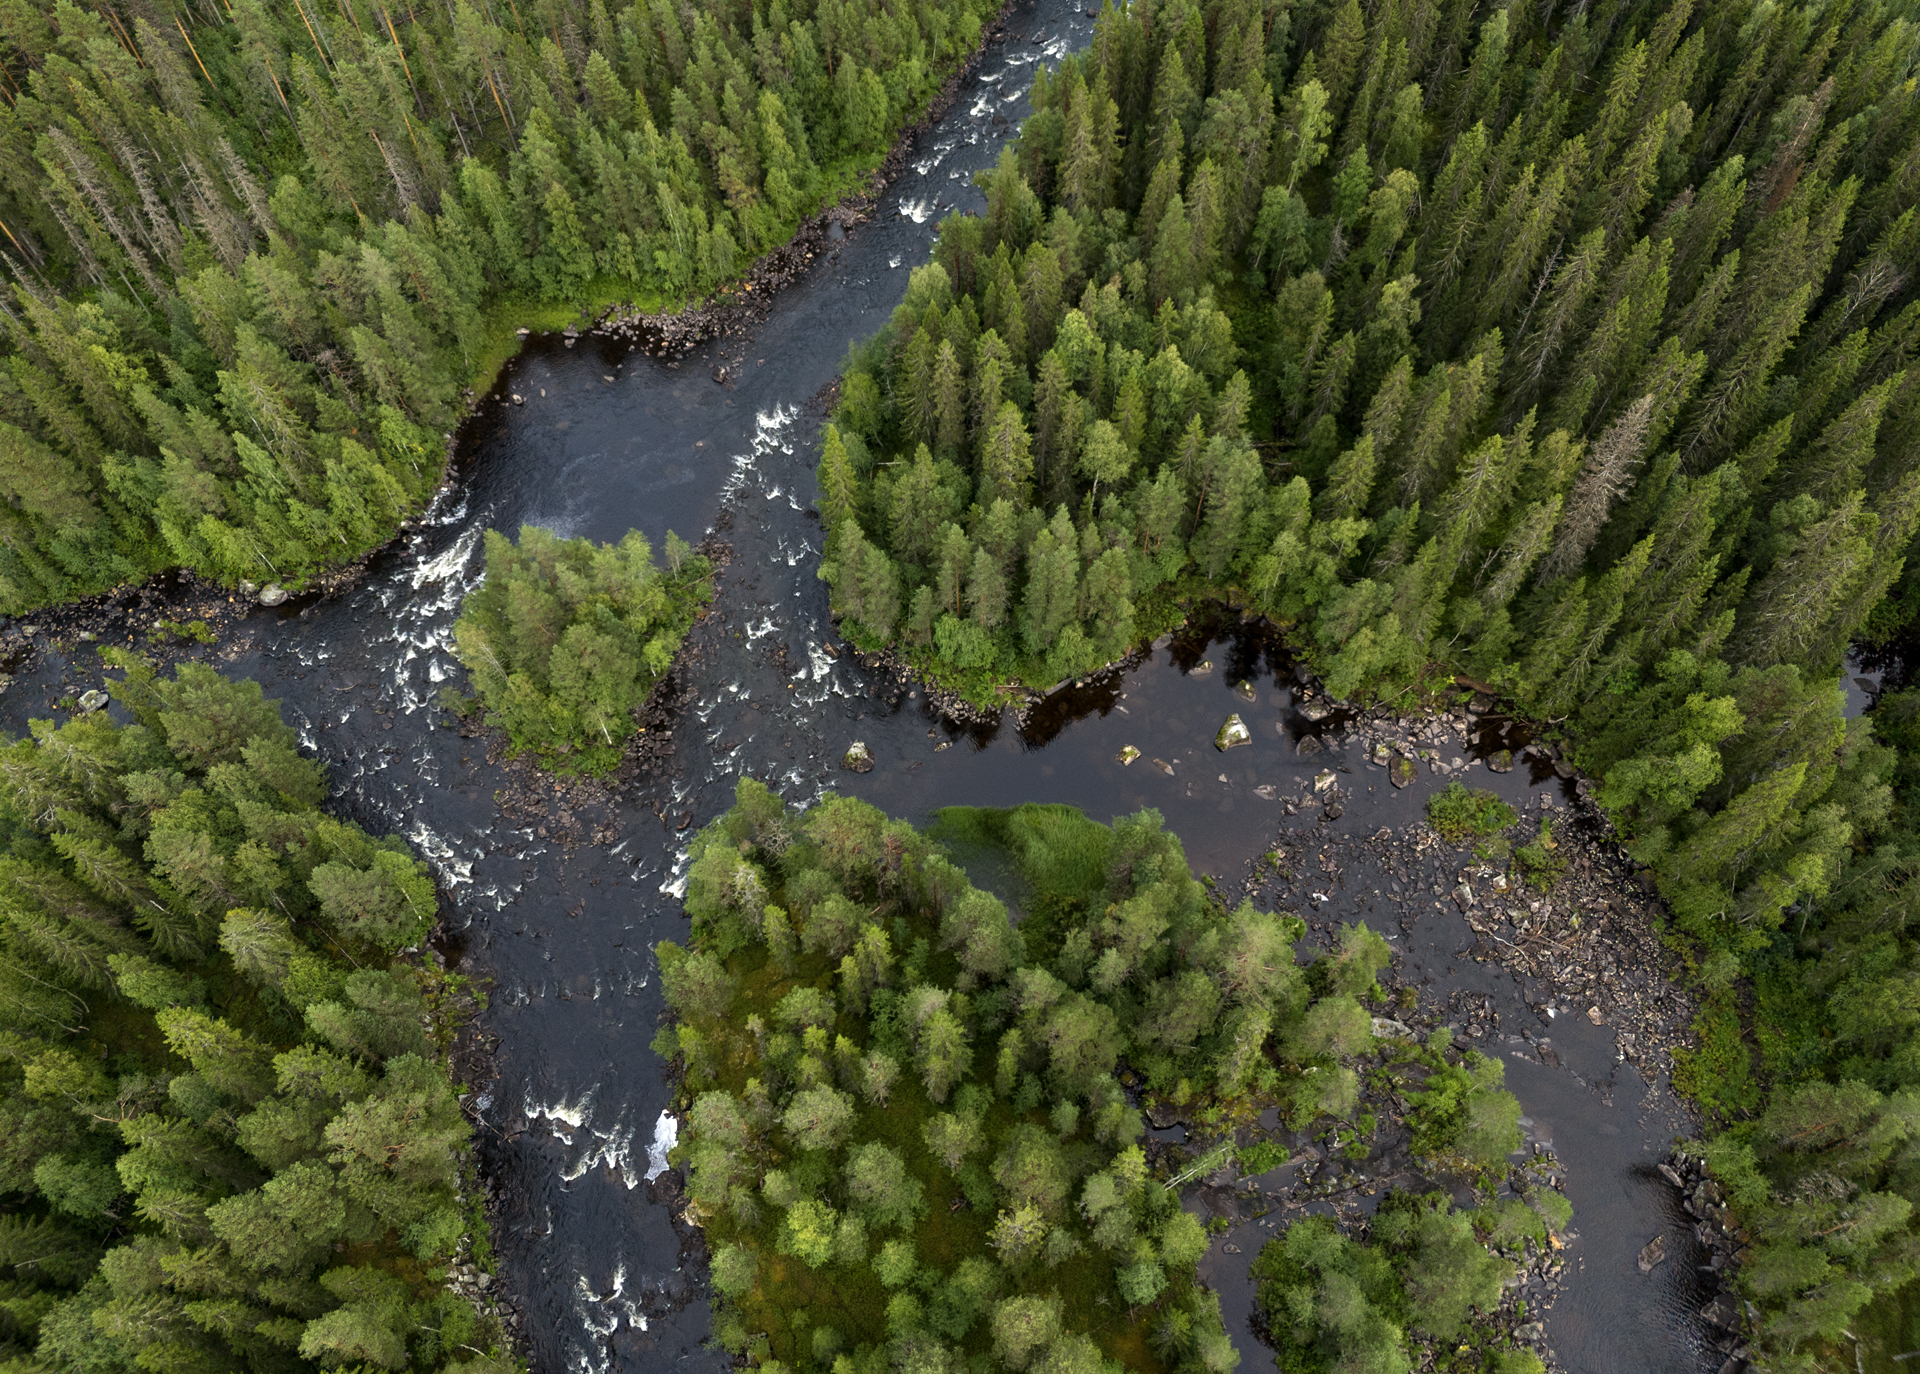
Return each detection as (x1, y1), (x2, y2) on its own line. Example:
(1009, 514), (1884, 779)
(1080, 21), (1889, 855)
(454, 525), (711, 773)
(1426, 784), (1519, 845)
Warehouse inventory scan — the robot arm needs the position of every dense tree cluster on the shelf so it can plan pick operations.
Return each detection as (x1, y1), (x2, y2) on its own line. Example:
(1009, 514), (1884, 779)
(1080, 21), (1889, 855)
(660, 779), (1412, 1372)
(811, 0), (1920, 1355)
(0, 656), (502, 1374)
(1251, 1191), (1563, 1374)
(452, 523), (710, 772)
(0, 0), (995, 612)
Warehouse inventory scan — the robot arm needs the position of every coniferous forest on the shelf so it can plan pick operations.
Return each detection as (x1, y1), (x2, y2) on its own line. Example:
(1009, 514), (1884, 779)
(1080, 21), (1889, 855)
(661, 782), (1564, 1374)
(0, 0), (996, 610)
(809, 0), (1920, 1364)
(0, 655), (503, 1374)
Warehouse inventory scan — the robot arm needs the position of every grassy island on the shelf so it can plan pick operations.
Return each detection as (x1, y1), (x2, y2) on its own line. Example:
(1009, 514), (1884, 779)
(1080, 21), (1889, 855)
(452, 524), (712, 773)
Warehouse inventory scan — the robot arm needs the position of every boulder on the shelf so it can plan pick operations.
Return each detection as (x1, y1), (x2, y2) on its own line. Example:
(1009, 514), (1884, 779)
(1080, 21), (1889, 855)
(1314, 769), (1337, 792)
(1233, 678), (1257, 701)
(841, 740), (874, 773)
(1216, 714), (1251, 750)
(1389, 755), (1417, 788)
(1638, 1234), (1667, 1272)
(1486, 748), (1514, 773)
(1296, 734), (1324, 757)
(1115, 745), (1140, 766)
(76, 689), (108, 714)
(1190, 660), (1214, 678)
(257, 584), (289, 607)
(1371, 740), (1392, 766)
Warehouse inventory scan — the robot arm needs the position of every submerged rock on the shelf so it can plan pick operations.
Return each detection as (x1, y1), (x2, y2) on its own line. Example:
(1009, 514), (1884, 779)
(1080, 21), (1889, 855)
(841, 740), (875, 773)
(1637, 1234), (1667, 1272)
(1190, 660), (1214, 678)
(1296, 734), (1324, 757)
(1116, 745), (1141, 766)
(1215, 714), (1251, 750)
(1233, 679), (1256, 701)
(1151, 757), (1174, 775)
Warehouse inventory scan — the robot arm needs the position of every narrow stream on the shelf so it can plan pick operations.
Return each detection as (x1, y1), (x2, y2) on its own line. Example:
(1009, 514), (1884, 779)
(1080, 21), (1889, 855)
(0, 3), (1716, 1368)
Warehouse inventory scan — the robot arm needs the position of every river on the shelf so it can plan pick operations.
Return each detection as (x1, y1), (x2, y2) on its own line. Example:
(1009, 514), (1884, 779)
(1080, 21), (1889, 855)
(0, 2), (1719, 1370)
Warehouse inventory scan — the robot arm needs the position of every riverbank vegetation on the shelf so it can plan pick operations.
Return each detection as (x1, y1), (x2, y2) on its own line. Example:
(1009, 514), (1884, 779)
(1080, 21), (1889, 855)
(0, 655), (508, 1374)
(452, 524), (711, 772)
(660, 780), (1481, 1372)
(0, 0), (999, 614)
(811, 0), (1920, 1359)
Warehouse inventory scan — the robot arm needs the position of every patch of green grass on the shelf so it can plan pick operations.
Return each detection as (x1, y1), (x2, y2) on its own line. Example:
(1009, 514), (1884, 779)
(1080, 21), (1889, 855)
(1513, 817), (1566, 890)
(1238, 1140), (1292, 1174)
(1426, 783), (1519, 845)
(1671, 989), (1762, 1119)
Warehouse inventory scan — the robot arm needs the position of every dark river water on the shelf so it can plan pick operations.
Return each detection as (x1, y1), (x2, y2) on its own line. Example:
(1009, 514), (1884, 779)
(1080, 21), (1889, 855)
(0, 4), (1720, 1370)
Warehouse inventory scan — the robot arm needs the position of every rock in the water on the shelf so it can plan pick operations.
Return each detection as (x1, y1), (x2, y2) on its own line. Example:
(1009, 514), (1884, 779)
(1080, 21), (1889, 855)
(1658, 1163), (1687, 1190)
(1390, 755), (1417, 788)
(1296, 734), (1324, 757)
(1233, 678), (1256, 701)
(1371, 740), (1392, 766)
(1115, 745), (1141, 766)
(511, 393), (525, 405)
(257, 584), (289, 606)
(1152, 758), (1174, 775)
(1254, 784), (1277, 799)
(1453, 882), (1475, 909)
(1190, 659), (1214, 678)
(77, 689), (108, 713)
(1486, 748), (1515, 772)
(1314, 769), (1337, 792)
(1638, 1235), (1667, 1272)
(1702, 1292), (1741, 1328)
(1301, 701), (1331, 722)
(1324, 801), (1343, 819)
(1215, 714), (1251, 750)
(841, 740), (875, 773)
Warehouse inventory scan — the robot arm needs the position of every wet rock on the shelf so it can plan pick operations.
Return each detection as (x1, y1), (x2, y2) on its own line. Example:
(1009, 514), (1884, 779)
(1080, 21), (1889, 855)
(1254, 784), (1277, 799)
(1371, 740), (1392, 766)
(1233, 679), (1256, 701)
(257, 584), (289, 607)
(1296, 734), (1324, 757)
(1216, 714), (1251, 751)
(1190, 660), (1214, 678)
(1116, 745), (1140, 766)
(1453, 882), (1475, 909)
(1659, 1163), (1687, 1190)
(1301, 701), (1331, 722)
(1389, 755), (1417, 788)
(1323, 800), (1343, 820)
(1703, 1292), (1741, 1328)
(1638, 1234), (1667, 1272)
(511, 393), (525, 405)
(77, 689), (107, 713)
(1314, 769), (1337, 792)
(1151, 758), (1174, 775)
(841, 740), (875, 773)
(1487, 748), (1514, 772)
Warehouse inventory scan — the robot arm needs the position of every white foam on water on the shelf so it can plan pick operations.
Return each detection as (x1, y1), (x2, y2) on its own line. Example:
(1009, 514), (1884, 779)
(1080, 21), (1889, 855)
(645, 1110), (678, 1181)
(900, 196), (935, 223)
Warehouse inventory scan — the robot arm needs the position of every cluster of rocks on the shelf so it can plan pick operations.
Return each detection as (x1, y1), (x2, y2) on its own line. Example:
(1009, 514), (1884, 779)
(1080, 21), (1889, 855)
(1658, 1151), (1755, 1374)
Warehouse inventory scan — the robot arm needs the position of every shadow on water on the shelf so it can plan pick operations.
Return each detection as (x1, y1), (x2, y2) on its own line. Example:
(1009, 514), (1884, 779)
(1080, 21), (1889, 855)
(0, 3), (1711, 1367)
